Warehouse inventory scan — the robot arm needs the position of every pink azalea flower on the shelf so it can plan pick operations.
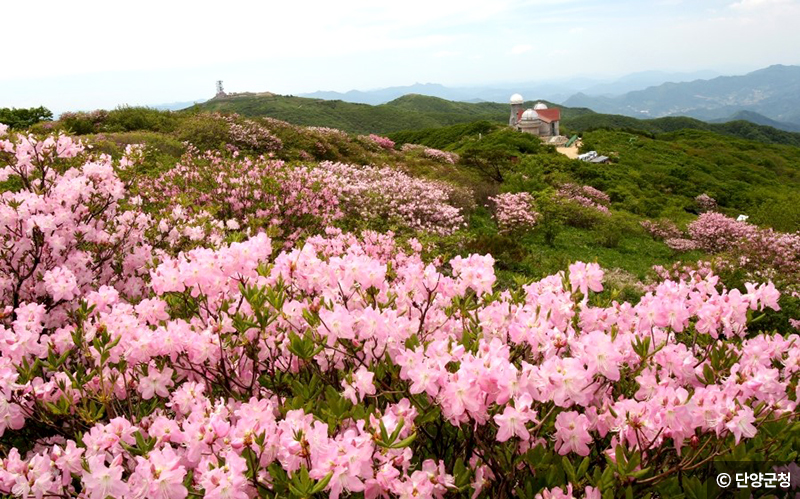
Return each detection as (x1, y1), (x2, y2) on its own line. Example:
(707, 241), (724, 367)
(726, 406), (758, 444)
(555, 411), (592, 456)
(82, 454), (127, 499)
(494, 394), (535, 442)
(568, 262), (604, 296)
(138, 366), (175, 400)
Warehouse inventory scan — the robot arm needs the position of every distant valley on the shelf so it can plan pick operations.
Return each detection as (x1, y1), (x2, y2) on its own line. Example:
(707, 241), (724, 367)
(562, 65), (800, 131)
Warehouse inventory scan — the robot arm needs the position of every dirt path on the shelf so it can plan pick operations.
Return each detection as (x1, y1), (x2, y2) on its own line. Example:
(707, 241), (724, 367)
(556, 143), (580, 159)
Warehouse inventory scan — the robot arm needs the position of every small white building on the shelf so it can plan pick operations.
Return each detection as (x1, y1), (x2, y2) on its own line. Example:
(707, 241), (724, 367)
(509, 94), (561, 137)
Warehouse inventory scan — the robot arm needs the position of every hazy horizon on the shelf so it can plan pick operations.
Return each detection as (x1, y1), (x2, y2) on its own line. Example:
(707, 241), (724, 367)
(3, 0), (800, 114)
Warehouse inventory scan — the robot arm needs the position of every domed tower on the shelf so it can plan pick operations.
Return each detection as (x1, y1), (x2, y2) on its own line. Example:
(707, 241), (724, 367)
(509, 93), (524, 126)
(533, 102), (548, 110)
(518, 108), (541, 134)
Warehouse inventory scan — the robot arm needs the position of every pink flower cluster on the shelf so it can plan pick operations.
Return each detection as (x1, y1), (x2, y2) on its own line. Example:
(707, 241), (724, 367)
(687, 212), (756, 253)
(652, 260), (715, 284)
(422, 148), (459, 164)
(307, 126), (349, 139)
(0, 131), (151, 317)
(138, 147), (342, 245)
(664, 238), (698, 252)
(489, 192), (539, 234)
(640, 219), (681, 241)
(399, 144), (458, 164)
(0, 214), (795, 497)
(365, 134), (395, 150)
(318, 161), (467, 236)
(687, 212), (800, 280)
(557, 183), (611, 214)
(641, 219), (699, 252)
(694, 193), (717, 212)
(215, 113), (283, 153)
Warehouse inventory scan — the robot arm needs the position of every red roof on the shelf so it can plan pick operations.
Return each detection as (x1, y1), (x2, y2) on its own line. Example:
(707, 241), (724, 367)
(535, 108), (561, 123)
(516, 108), (561, 123)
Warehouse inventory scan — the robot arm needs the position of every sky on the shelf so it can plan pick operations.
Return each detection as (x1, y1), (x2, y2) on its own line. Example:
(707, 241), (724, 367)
(2, 0), (799, 114)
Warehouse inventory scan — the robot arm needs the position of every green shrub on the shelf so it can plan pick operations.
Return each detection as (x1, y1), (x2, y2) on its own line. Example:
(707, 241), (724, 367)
(594, 212), (640, 248)
(533, 192), (566, 247)
(749, 196), (800, 232)
(559, 201), (606, 229)
(103, 106), (179, 133)
(175, 114), (231, 151)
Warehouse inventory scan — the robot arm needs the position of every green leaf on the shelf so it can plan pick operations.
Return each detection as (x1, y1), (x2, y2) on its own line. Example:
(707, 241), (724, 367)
(454, 457), (470, 488)
(577, 457), (590, 479)
(287, 482), (306, 498)
(562, 456), (577, 483)
(310, 472), (333, 494)
(389, 432), (417, 449)
(388, 418), (405, 444)
(615, 445), (627, 476)
(702, 364), (715, 384)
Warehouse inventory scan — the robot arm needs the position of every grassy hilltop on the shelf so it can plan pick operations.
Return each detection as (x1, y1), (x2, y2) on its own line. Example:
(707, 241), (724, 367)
(194, 92), (800, 147)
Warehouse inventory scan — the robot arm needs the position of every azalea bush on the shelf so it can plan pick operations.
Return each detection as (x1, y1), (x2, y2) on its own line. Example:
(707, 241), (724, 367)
(317, 161), (468, 236)
(639, 219), (681, 241)
(137, 147), (342, 247)
(174, 113), (283, 155)
(694, 193), (717, 213)
(1, 224), (798, 499)
(557, 184), (611, 215)
(422, 148), (459, 165)
(489, 192), (539, 234)
(0, 131), (152, 314)
(0, 130), (798, 499)
(364, 134), (396, 151)
(687, 212), (800, 284)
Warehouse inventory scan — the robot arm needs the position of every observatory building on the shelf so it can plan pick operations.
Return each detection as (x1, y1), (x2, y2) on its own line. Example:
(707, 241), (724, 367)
(509, 94), (561, 137)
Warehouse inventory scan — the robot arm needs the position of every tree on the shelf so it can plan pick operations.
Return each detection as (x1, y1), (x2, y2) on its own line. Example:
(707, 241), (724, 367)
(0, 106), (53, 129)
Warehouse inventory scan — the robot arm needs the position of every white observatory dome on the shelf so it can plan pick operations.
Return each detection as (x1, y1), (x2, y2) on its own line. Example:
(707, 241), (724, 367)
(520, 109), (539, 121)
(533, 102), (548, 110)
(510, 93), (524, 104)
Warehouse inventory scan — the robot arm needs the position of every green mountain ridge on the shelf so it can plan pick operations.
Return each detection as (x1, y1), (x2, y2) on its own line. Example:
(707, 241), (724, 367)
(709, 110), (800, 133)
(195, 92), (800, 147)
(195, 93), (507, 134)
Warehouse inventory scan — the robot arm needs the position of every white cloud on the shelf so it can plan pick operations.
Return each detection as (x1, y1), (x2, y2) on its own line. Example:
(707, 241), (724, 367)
(730, 0), (793, 9)
(511, 44), (533, 54)
(433, 50), (462, 58)
(0, 0), (524, 80)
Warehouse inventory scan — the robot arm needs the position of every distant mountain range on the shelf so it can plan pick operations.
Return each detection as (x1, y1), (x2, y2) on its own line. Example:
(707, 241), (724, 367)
(709, 110), (800, 133)
(152, 99), (207, 111)
(562, 65), (800, 131)
(298, 70), (719, 106)
(291, 66), (800, 132)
